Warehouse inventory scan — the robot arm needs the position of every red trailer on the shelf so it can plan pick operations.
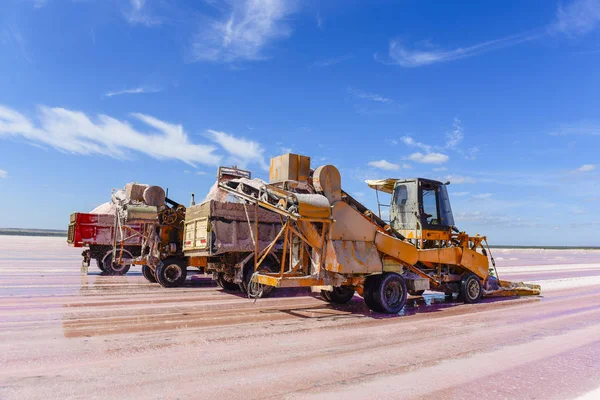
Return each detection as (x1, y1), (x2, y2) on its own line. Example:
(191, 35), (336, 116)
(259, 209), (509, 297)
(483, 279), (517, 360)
(67, 212), (144, 274)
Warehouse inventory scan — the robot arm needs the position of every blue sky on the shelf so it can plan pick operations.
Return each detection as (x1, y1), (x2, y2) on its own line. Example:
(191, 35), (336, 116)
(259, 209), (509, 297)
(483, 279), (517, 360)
(1, 0), (599, 246)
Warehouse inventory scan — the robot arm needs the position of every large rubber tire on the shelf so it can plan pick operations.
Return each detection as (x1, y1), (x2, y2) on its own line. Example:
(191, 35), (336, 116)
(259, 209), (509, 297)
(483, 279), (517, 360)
(96, 258), (105, 272)
(102, 253), (131, 275)
(217, 272), (240, 291)
(155, 258), (187, 288)
(363, 275), (383, 312)
(459, 273), (483, 304)
(409, 290), (425, 296)
(322, 286), (355, 304)
(371, 273), (407, 314)
(142, 265), (156, 283)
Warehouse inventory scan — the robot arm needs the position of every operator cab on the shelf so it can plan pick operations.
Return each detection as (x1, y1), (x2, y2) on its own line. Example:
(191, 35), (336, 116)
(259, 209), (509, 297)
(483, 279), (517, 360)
(390, 178), (455, 233)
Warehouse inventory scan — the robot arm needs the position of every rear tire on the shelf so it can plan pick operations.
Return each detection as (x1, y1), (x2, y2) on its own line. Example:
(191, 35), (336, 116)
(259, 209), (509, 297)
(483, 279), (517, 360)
(142, 265), (156, 283)
(102, 253), (131, 275)
(322, 286), (355, 304)
(217, 272), (240, 291)
(243, 257), (276, 298)
(371, 273), (407, 314)
(363, 275), (383, 312)
(459, 273), (482, 304)
(155, 258), (187, 288)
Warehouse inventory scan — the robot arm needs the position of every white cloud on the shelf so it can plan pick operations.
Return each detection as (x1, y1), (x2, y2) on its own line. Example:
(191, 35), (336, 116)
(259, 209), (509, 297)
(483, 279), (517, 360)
(32, 0), (47, 8)
(347, 86), (393, 104)
(454, 211), (537, 228)
(0, 104), (222, 166)
(2, 26), (32, 63)
(446, 117), (463, 149)
(207, 129), (267, 170)
(577, 164), (597, 172)
(196, 171), (208, 176)
(446, 175), (476, 184)
(552, 0), (600, 36)
(465, 146), (479, 160)
(381, 33), (538, 67)
(379, 0), (600, 69)
(368, 159), (400, 171)
(124, 0), (161, 26)
(312, 54), (353, 67)
(105, 86), (162, 97)
(407, 152), (449, 164)
(191, 0), (296, 63)
(452, 191), (470, 197)
(472, 193), (493, 200)
(316, 12), (324, 30)
(550, 121), (600, 136)
(0, 169), (7, 179)
(570, 205), (586, 215)
(433, 167), (447, 172)
(400, 136), (431, 152)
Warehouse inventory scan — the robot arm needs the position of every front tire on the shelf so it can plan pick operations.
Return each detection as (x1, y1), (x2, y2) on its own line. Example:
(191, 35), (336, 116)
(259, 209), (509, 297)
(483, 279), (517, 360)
(96, 258), (106, 272)
(459, 273), (482, 304)
(155, 258), (187, 288)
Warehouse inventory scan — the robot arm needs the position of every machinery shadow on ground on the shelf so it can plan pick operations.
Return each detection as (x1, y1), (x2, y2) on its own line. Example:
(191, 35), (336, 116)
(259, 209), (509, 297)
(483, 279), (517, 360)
(271, 293), (539, 320)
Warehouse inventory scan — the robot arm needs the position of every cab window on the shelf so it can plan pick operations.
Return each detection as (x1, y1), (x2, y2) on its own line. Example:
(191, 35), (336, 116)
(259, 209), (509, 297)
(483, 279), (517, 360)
(422, 188), (439, 225)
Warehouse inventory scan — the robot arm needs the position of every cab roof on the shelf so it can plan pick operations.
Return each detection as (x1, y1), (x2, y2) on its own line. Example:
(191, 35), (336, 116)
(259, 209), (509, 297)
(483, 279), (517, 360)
(365, 178), (445, 194)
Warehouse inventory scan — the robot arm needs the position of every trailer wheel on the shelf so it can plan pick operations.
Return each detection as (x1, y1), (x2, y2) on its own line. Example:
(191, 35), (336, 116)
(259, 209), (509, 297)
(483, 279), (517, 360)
(142, 265), (156, 283)
(322, 287), (355, 304)
(371, 273), (407, 314)
(217, 272), (240, 291)
(408, 290), (425, 296)
(96, 258), (106, 272)
(155, 258), (187, 288)
(243, 257), (276, 298)
(459, 273), (482, 304)
(102, 253), (131, 275)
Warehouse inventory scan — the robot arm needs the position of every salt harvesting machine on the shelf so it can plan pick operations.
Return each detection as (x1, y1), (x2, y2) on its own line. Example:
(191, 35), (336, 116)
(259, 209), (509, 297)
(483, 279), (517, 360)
(214, 153), (541, 313)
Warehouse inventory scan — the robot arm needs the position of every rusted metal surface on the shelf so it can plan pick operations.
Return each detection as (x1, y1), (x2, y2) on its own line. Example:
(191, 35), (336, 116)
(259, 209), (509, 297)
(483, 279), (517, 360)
(269, 153), (311, 183)
(294, 193), (331, 219)
(418, 247), (462, 265)
(328, 201), (378, 242)
(183, 200), (282, 256)
(324, 240), (382, 274)
(374, 231), (419, 266)
(313, 164), (342, 203)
